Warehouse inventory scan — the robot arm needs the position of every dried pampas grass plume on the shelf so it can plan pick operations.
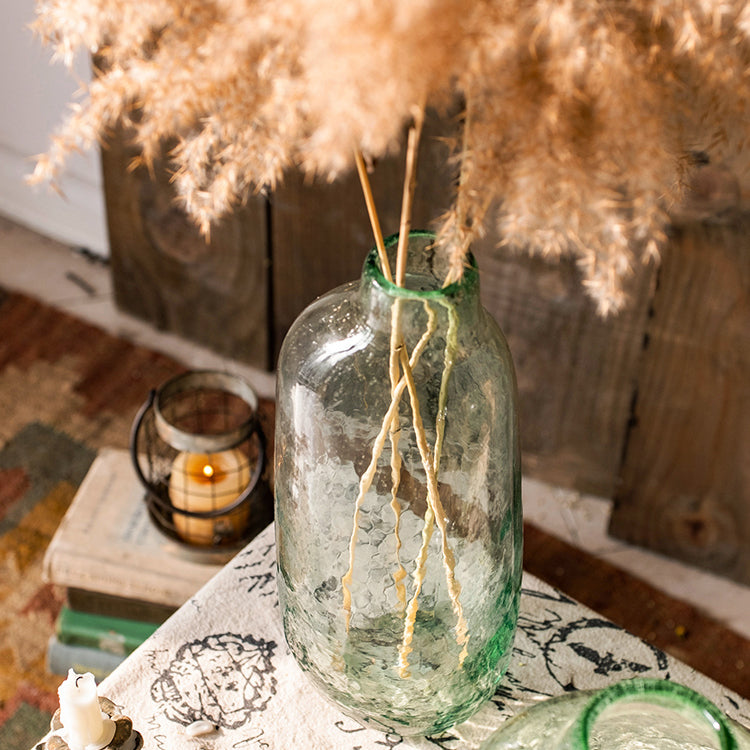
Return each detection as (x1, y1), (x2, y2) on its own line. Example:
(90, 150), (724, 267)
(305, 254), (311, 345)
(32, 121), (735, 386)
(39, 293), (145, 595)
(29, 0), (750, 314)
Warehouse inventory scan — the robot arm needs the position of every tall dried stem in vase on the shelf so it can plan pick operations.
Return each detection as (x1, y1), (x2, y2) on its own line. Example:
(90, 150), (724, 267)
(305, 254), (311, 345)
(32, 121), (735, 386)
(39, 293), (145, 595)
(348, 107), (468, 677)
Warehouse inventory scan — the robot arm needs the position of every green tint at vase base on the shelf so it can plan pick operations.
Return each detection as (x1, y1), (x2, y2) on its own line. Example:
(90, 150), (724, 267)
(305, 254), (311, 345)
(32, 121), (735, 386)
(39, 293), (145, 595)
(282, 595), (518, 736)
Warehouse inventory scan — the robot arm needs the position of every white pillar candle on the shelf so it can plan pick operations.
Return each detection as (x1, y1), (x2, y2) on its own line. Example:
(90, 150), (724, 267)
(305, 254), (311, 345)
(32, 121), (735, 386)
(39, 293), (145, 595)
(57, 670), (115, 750)
(168, 448), (251, 545)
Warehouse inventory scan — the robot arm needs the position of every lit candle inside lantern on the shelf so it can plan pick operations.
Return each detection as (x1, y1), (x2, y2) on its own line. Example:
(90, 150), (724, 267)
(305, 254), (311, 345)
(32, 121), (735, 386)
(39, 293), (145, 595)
(168, 448), (251, 544)
(57, 669), (115, 750)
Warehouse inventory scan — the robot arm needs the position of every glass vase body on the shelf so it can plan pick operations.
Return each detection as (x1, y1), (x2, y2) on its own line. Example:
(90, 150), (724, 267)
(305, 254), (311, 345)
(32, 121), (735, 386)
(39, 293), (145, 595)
(274, 232), (522, 736)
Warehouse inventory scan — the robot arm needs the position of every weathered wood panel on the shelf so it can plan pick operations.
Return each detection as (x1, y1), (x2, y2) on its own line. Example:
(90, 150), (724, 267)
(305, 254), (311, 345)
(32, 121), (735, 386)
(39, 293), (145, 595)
(474, 238), (656, 497)
(609, 212), (750, 584)
(102, 125), (270, 368)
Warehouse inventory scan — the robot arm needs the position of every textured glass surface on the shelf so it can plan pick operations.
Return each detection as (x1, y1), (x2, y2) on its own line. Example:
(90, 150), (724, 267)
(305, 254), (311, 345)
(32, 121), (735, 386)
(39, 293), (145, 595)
(480, 679), (750, 750)
(275, 232), (522, 735)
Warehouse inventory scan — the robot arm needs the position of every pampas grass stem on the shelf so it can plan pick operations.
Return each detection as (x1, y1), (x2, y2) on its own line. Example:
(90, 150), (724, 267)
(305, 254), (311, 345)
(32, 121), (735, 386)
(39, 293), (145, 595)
(347, 106), (467, 675)
(396, 342), (468, 677)
(340, 315), (436, 633)
(355, 149), (392, 283)
(395, 105), (425, 287)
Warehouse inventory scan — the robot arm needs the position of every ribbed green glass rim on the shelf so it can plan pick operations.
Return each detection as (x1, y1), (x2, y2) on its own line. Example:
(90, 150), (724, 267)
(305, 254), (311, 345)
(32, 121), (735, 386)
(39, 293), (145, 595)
(570, 678), (738, 750)
(363, 230), (479, 300)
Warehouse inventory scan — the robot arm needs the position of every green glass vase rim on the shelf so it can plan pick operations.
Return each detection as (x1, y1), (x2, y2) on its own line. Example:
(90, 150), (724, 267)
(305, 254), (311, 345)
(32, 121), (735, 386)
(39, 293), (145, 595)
(363, 230), (479, 301)
(570, 677), (738, 750)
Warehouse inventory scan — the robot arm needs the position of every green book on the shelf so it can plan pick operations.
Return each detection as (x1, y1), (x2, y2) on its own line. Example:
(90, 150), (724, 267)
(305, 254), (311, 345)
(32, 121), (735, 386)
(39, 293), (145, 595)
(55, 606), (160, 657)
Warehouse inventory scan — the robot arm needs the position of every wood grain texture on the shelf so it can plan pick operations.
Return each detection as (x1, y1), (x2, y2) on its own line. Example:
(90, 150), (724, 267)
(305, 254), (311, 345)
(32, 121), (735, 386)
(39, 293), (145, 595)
(474, 239), (656, 497)
(102, 125), (271, 368)
(610, 212), (750, 584)
(101, 117), (749, 578)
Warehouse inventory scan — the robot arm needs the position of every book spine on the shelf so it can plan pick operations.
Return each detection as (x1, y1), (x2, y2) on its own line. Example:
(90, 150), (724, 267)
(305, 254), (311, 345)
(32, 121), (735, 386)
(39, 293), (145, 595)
(46, 636), (125, 681)
(56, 606), (159, 656)
(66, 588), (176, 624)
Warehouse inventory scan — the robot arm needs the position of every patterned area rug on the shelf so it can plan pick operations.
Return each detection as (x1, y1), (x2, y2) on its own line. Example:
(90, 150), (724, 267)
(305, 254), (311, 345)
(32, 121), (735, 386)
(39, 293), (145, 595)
(0, 289), (275, 747)
(0, 288), (191, 748)
(1, 287), (748, 748)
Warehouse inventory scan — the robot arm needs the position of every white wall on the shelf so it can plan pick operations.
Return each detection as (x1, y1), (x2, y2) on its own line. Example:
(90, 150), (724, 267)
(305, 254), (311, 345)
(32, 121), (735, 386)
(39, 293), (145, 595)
(0, 0), (108, 256)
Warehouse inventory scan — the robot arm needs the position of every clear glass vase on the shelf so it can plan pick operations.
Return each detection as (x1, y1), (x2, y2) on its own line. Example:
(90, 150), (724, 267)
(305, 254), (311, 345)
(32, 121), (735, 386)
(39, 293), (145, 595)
(480, 678), (750, 750)
(274, 232), (522, 735)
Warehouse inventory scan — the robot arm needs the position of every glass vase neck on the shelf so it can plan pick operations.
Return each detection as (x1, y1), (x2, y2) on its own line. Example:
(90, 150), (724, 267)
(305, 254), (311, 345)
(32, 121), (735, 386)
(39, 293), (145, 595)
(363, 231), (479, 301)
(566, 679), (739, 750)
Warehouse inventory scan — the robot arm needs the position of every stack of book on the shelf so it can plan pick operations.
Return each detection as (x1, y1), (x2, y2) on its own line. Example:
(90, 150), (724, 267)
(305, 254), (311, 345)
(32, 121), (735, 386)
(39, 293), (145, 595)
(43, 449), (226, 678)
(48, 606), (160, 680)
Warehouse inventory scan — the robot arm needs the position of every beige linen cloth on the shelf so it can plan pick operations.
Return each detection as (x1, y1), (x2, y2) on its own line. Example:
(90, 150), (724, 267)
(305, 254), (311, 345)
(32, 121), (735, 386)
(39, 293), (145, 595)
(88, 524), (749, 750)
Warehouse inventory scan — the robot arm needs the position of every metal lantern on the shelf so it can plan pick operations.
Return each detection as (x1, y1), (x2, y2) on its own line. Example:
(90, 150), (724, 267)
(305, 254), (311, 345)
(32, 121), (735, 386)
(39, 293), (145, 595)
(130, 370), (270, 561)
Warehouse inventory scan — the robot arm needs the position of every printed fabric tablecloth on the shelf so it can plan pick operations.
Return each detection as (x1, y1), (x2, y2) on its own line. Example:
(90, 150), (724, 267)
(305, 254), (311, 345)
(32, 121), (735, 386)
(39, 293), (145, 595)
(88, 524), (749, 749)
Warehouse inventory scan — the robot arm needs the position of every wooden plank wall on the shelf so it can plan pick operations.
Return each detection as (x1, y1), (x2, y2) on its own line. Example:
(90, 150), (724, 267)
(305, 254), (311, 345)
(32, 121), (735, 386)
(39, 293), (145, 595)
(609, 211), (750, 584)
(472, 241), (656, 499)
(102, 125), (270, 367)
(103, 127), (749, 585)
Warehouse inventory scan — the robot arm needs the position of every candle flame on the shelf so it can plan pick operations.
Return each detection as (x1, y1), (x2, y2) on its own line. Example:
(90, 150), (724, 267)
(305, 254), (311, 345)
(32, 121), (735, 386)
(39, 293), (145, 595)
(202, 464), (215, 479)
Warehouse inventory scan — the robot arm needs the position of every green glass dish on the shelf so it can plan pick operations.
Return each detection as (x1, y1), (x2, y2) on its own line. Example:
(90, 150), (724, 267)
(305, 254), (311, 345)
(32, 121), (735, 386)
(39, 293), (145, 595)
(480, 678), (750, 750)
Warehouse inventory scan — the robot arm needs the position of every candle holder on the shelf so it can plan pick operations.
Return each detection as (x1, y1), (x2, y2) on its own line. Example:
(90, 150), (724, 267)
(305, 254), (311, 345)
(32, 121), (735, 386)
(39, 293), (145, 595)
(130, 370), (271, 561)
(35, 697), (143, 750)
